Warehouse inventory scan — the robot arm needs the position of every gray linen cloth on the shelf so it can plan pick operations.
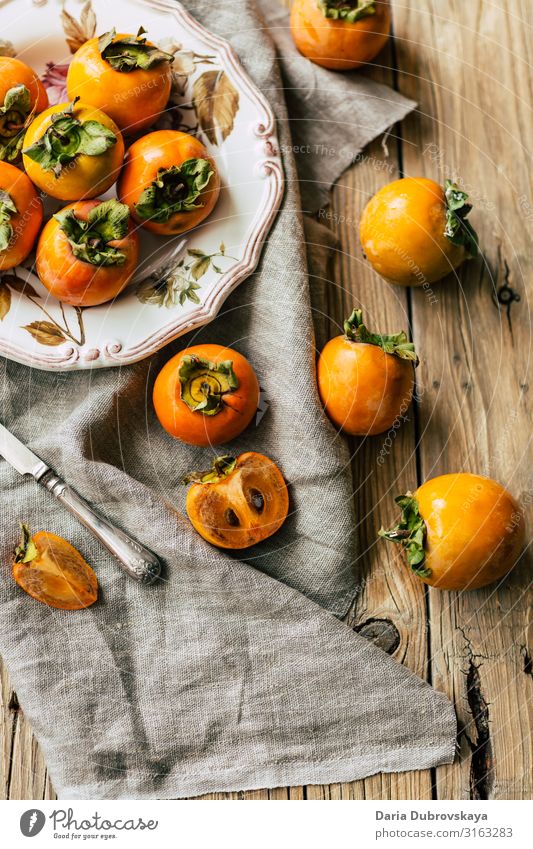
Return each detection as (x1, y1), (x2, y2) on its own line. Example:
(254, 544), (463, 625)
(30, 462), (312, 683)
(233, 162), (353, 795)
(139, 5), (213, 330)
(0, 0), (456, 799)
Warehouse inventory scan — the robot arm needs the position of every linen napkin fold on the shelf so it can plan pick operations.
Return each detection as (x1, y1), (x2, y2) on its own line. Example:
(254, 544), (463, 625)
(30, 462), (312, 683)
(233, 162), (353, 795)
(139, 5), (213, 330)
(0, 0), (456, 799)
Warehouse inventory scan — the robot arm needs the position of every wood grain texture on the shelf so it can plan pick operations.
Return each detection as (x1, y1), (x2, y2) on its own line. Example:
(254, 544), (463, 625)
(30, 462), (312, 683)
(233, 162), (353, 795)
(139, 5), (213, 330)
(1, 0), (530, 801)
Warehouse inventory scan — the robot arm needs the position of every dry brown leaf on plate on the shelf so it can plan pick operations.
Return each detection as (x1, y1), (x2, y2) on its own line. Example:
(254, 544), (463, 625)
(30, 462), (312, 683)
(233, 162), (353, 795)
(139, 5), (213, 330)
(192, 70), (239, 145)
(23, 321), (67, 346)
(2, 274), (40, 298)
(0, 280), (11, 320)
(61, 0), (97, 54)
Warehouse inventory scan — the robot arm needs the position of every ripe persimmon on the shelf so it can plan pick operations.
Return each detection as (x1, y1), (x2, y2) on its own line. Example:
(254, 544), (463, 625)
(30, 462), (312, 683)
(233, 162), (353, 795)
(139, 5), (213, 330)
(317, 308), (417, 436)
(22, 99), (124, 202)
(0, 57), (49, 162)
(153, 343), (260, 446)
(380, 473), (525, 591)
(67, 28), (174, 135)
(360, 177), (479, 286)
(184, 453), (289, 549)
(0, 160), (43, 271)
(12, 524), (98, 610)
(35, 198), (139, 306)
(117, 130), (220, 236)
(290, 0), (391, 71)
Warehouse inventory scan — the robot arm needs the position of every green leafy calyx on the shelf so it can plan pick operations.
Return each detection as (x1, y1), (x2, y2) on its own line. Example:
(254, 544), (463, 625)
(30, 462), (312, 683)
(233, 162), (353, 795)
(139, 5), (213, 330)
(444, 179), (479, 257)
(178, 355), (239, 415)
(135, 159), (214, 224)
(183, 455), (237, 485)
(14, 523), (38, 564)
(23, 99), (117, 177)
(318, 1), (376, 23)
(0, 189), (17, 253)
(344, 309), (418, 363)
(378, 493), (430, 578)
(55, 199), (130, 266)
(98, 27), (175, 72)
(0, 84), (34, 163)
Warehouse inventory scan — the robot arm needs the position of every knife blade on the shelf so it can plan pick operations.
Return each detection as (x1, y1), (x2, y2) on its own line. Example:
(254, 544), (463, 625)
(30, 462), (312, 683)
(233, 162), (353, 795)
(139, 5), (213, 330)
(0, 422), (161, 585)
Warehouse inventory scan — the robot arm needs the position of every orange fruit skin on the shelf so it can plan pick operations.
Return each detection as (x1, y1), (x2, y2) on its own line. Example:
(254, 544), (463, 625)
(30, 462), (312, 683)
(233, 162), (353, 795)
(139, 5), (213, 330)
(317, 335), (414, 435)
(290, 0), (391, 70)
(0, 56), (49, 115)
(415, 473), (525, 591)
(12, 531), (98, 610)
(117, 130), (220, 236)
(186, 452), (289, 549)
(0, 161), (43, 271)
(153, 343), (260, 447)
(35, 199), (139, 307)
(360, 177), (467, 286)
(22, 101), (124, 202)
(66, 35), (172, 135)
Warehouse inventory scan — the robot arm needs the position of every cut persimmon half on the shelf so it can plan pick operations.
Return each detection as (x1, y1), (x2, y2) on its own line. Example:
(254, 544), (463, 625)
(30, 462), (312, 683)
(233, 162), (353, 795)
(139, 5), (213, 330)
(12, 524), (98, 610)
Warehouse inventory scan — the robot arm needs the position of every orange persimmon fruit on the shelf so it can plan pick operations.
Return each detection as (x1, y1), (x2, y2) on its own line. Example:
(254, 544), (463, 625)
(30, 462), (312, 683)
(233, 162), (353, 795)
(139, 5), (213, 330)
(317, 308), (417, 436)
(290, 0), (391, 71)
(0, 57), (49, 163)
(0, 160), (43, 271)
(117, 130), (220, 236)
(35, 198), (139, 307)
(360, 177), (479, 286)
(380, 473), (525, 591)
(12, 524), (98, 610)
(66, 28), (174, 135)
(184, 453), (289, 549)
(22, 99), (124, 202)
(153, 343), (260, 446)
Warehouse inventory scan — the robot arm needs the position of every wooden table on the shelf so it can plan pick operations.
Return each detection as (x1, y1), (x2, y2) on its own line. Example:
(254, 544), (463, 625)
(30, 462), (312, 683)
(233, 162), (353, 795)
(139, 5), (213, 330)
(1, 0), (531, 801)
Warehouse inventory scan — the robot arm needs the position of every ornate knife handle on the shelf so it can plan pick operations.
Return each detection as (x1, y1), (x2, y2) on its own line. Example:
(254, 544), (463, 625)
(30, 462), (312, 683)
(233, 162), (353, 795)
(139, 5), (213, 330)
(38, 470), (161, 585)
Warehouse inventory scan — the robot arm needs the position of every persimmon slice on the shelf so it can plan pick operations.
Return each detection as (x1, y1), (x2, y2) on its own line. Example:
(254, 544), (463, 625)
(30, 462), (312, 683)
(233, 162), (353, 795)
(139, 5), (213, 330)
(12, 525), (98, 610)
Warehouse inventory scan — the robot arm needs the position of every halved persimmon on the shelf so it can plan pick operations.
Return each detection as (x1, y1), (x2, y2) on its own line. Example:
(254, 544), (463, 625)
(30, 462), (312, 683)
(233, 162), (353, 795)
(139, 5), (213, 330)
(185, 453), (289, 549)
(12, 524), (98, 610)
(153, 343), (260, 446)
(0, 160), (43, 271)
(66, 28), (174, 135)
(117, 130), (220, 236)
(317, 309), (417, 435)
(35, 198), (139, 306)
(0, 56), (49, 162)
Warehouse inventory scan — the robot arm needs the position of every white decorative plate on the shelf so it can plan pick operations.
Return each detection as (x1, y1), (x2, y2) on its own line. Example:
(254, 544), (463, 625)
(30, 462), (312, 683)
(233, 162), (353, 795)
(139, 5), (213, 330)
(0, 0), (283, 369)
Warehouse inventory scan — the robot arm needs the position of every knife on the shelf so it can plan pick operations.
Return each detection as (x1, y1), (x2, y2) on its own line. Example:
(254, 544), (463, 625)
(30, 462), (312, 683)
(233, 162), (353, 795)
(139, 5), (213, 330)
(0, 423), (161, 585)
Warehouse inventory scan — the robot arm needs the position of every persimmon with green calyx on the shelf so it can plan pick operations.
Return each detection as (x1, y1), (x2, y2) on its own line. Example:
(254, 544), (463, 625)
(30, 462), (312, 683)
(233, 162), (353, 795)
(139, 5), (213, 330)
(22, 98), (124, 201)
(0, 161), (43, 271)
(317, 308), (417, 436)
(153, 343), (260, 446)
(379, 473), (525, 591)
(184, 453), (289, 550)
(360, 177), (479, 286)
(12, 524), (98, 610)
(117, 130), (220, 236)
(35, 198), (139, 307)
(0, 57), (49, 163)
(290, 0), (391, 71)
(67, 27), (174, 134)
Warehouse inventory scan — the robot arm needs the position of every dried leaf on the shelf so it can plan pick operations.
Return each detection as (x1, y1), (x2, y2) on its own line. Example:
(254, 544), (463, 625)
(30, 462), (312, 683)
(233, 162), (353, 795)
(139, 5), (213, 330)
(191, 256), (211, 281)
(0, 40), (16, 58)
(61, 0), (97, 54)
(192, 70), (239, 145)
(0, 280), (11, 320)
(3, 275), (40, 298)
(23, 321), (67, 347)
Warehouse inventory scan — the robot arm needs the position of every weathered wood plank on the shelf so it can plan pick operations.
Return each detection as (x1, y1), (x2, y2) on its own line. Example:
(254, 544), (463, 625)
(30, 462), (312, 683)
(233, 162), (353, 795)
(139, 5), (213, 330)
(392, 0), (533, 800)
